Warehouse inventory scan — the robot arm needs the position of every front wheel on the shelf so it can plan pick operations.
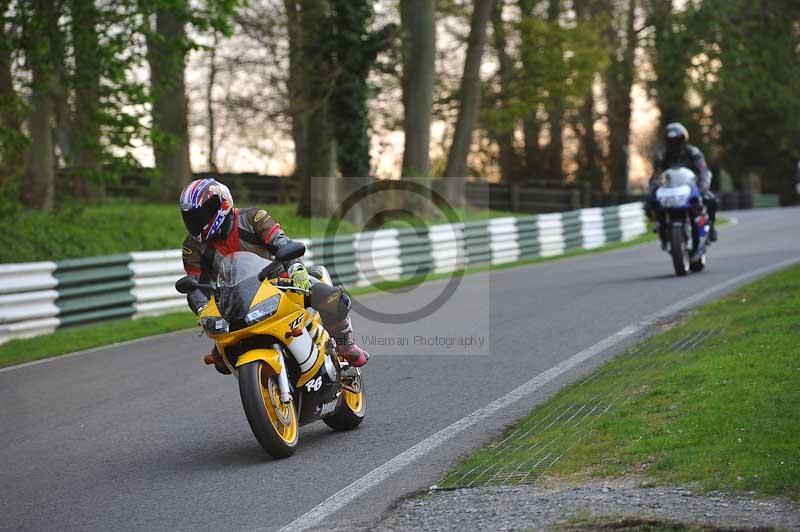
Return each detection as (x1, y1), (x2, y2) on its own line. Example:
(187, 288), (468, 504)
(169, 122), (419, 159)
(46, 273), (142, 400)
(670, 224), (689, 277)
(323, 369), (366, 431)
(239, 361), (299, 458)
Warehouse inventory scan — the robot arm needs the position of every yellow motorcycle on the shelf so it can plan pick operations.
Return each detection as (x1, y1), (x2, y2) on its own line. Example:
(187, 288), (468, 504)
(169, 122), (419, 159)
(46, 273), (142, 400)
(175, 243), (365, 459)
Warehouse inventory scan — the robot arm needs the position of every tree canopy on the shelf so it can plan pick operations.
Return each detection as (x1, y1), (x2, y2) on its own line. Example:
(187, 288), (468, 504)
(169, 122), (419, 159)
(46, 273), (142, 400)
(0, 0), (798, 212)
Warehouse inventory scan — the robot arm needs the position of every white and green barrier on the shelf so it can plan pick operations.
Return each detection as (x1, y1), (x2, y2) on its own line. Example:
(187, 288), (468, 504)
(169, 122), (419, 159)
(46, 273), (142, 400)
(0, 202), (646, 344)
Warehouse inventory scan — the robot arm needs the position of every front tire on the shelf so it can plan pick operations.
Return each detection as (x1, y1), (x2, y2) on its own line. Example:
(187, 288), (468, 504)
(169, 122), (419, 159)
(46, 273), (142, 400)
(670, 224), (689, 276)
(239, 361), (299, 459)
(323, 369), (366, 431)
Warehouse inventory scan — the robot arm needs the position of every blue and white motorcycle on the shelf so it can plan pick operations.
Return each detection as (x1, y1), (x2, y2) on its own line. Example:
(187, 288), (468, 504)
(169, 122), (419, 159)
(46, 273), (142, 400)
(654, 166), (711, 276)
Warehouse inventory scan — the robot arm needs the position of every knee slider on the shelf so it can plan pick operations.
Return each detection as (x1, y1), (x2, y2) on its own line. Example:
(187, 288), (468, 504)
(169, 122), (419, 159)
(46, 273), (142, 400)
(310, 284), (350, 312)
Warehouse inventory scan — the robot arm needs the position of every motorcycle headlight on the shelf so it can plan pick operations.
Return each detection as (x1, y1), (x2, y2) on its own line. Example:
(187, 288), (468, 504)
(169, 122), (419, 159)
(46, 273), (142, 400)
(245, 294), (281, 326)
(201, 316), (229, 334)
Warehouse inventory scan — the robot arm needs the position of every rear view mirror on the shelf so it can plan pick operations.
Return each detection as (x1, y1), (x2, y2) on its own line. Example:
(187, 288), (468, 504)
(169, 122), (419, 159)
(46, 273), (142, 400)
(274, 240), (306, 263)
(175, 276), (198, 294)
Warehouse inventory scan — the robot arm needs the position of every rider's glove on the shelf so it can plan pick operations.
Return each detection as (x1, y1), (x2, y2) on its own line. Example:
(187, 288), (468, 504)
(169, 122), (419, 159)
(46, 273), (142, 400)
(287, 263), (312, 294)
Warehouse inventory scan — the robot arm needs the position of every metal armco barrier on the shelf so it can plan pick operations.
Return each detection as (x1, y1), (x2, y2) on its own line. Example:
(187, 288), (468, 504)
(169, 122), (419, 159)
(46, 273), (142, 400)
(54, 255), (135, 327)
(0, 203), (646, 345)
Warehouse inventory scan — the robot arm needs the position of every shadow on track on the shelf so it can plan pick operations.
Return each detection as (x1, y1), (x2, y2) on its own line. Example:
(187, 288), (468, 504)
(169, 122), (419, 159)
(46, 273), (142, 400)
(601, 272), (680, 284)
(163, 423), (354, 473)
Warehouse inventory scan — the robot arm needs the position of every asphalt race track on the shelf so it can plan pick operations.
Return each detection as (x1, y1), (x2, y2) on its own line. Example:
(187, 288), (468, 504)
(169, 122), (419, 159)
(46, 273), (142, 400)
(2, 208), (798, 532)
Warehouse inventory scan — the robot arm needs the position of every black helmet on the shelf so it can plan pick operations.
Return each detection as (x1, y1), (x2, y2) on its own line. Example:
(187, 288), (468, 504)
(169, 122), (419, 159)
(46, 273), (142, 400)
(664, 122), (688, 155)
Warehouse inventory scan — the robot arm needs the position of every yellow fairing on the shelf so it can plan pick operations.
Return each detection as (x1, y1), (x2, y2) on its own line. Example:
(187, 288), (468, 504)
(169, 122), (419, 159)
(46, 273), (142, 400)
(199, 275), (332, 388)
(201, 297), (221, 317)
(296, 349), (325, 388)
(235, 348), (283, 374)
(203, 280), (304, 355)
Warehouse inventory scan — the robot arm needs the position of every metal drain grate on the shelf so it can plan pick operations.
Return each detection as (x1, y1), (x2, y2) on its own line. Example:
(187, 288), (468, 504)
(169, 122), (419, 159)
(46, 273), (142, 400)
(674, 327), (725, 352)
(438, 327), (726, 489)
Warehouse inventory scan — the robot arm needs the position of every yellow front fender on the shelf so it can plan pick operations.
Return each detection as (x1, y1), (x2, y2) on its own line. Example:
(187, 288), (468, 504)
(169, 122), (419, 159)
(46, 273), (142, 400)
(235, 348), (284, 375)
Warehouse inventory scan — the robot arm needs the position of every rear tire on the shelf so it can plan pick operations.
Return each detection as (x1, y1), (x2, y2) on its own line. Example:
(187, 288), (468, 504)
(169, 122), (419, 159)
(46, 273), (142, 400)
(323, 369), (366, 431)
(239, 361), (299, 459)
(670, 224), (689, 277)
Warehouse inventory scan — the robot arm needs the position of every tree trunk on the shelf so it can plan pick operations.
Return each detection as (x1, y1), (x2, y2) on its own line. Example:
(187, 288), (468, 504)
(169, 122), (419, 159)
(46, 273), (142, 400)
(329, 0), (396, 224)
(544, 0), (564, 181)
(22, 0), (55, 210)
(71, 0), (102, 198)
(0, 0), (26, 186)
(330, 0), (370, 178)
(518, 0), (541, 179)
(573, 0), (604, 189)
(306, 103), (337, 218)
(24, 82), (55, 209)
(40, 3), (76, 168)
(147, 6), (192, 199)
(400, 0), (436, 178)
(443, 0), (494, 207)
(288, 0), (336, 218)
(546, 115), (564, 181)
(575, 87), (604, 188)
(523, 116), (542, 178)
(206, 31), (218, 173)
(650, 0), (687, 129)
(286, 0), (311, 215)
(605, 0), (636, 193)
(490, 0), (520, 184)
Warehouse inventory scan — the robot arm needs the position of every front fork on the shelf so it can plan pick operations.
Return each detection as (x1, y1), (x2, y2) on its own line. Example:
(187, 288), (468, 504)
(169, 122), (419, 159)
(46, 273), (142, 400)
(273, 343), (293, 404)
(691, 201), (709, 248)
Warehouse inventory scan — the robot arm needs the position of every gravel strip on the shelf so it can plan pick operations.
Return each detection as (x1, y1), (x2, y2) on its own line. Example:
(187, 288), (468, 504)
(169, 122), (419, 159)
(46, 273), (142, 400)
(328, 478), (800, 531)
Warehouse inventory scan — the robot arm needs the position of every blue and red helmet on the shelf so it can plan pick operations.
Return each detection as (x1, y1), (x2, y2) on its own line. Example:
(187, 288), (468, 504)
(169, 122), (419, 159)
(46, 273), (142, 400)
(179, 178), (233, 242)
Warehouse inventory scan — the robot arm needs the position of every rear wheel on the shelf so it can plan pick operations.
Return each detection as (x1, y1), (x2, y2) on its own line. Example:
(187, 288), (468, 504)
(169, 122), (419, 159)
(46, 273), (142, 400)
(239, 361), (298, 458)
(670, 224), (689, 277)
(323, 368), (366, 431)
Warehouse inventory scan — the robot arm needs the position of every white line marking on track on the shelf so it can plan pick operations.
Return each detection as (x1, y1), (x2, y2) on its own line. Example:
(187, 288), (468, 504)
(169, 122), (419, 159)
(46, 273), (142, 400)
(276, 255), (800, 532)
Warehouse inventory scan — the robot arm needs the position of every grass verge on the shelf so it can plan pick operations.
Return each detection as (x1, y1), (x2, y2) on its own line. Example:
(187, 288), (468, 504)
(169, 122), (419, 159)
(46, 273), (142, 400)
(1, 199), (514, 263)
(441, 263), (800, 501)
(0, 312), (197, 368)
(0, 230), (657, 369)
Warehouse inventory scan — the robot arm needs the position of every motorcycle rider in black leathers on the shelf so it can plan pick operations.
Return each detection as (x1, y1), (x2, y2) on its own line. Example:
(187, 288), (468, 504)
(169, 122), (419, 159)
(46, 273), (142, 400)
(646, 123), (719, 245)
(795, 160), (800, 196)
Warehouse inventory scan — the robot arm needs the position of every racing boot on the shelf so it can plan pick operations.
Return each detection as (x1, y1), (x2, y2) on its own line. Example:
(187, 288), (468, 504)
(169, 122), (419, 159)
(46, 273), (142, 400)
(329, 317), (370, 367)
(704, 193), (719, 242)
(203, 347), (231, 375)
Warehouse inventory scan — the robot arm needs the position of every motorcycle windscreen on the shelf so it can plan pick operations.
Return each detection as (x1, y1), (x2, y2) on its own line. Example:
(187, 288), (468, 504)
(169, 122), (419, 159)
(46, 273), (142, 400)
(660, 166), (696, 188)
(216, 252), (272, 321)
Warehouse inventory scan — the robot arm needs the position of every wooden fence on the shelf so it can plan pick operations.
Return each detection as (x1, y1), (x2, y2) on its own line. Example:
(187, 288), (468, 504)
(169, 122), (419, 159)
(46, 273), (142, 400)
(110, 173), (779, 213)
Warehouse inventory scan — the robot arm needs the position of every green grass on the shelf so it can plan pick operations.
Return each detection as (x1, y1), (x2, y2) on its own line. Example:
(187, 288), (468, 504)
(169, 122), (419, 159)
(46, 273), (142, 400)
(0, 312), (198, 367)
(0, 230), (657, 368)
(0, 200), (358, 263)
(442, 264), (800, 501)
(0, 199), (516, 263)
